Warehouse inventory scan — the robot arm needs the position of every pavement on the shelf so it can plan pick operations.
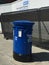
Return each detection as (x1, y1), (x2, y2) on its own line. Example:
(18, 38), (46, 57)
(0, 34), (49, 65)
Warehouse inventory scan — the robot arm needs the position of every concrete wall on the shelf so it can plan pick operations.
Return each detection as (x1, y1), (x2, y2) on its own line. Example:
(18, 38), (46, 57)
(0, 3), (12, 15)
(11, 0), (49, 11)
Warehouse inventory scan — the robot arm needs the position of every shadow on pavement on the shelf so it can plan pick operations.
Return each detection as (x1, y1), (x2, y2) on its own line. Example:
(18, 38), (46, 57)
(21, 52), (49, 63)
(32, 52), (49, 62)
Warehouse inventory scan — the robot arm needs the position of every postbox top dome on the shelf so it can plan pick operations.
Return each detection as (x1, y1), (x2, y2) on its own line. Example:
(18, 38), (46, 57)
(13, 20), (34, 26)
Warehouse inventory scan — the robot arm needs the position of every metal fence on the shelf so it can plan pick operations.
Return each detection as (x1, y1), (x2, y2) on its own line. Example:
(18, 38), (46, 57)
(1, 22), (13, 39)
(32, 22), (49, 50)
(1, 8), (49, 50)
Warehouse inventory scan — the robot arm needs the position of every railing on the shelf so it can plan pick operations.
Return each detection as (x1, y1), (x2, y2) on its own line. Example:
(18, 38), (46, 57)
(0, 6), (49, 49)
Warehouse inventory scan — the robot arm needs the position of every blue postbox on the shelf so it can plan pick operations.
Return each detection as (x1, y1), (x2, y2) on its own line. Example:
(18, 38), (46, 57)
(13, 20), (34, 62)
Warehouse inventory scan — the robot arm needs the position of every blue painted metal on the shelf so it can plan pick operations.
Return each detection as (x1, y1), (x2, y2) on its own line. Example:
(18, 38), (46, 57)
(13, 20), (34, 55)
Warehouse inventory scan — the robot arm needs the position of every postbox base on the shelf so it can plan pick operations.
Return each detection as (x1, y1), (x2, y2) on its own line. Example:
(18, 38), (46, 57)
(13, 52), (32, 62)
